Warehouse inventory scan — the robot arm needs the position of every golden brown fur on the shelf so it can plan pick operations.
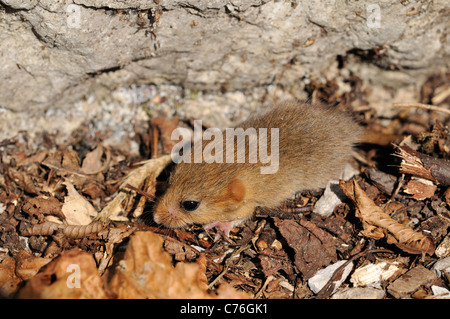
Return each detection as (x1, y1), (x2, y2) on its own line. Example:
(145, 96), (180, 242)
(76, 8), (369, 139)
(153, 101), (361, 228)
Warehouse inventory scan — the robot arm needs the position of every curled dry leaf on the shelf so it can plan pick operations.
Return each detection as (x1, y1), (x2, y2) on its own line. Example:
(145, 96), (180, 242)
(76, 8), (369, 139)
(22, 221), (105, 239)
(22, 196), (64, 219)
(22, 221), (61, 236)
(340, 179), (435, 255)
(108, 231), (248, 299)
(63, 222), (105, 239)
(8, 169), (40, 195)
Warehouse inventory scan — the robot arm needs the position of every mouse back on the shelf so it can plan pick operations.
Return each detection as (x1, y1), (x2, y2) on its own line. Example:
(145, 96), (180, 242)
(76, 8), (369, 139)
(153, 100), (361, 229)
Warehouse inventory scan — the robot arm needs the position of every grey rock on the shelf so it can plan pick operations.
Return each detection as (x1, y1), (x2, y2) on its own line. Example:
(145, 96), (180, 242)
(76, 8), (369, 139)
(0, 0), (448, 112)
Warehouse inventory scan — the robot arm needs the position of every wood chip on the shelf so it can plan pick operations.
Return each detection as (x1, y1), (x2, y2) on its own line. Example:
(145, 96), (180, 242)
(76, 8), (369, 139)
(387, 265), (438, 299)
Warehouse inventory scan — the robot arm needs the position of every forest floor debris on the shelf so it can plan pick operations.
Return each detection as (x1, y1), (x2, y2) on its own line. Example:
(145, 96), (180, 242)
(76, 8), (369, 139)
(1, 73), (450, 299)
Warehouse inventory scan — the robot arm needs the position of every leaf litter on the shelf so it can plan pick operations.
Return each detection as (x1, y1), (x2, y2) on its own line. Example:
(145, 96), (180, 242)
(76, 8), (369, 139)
(1, 75), (450, 299)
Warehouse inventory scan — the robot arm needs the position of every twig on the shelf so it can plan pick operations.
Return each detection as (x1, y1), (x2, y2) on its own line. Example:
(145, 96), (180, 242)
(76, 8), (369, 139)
(384, 173), (405, 205)
(255, 205), (312, 220)
(150, 125), (160, 158)
(125, 183), (155, 201)
(254, 275), (274, 299)
(395, 144), (450, 186)
(393, 102), (450, 116)
(208, 244), (250, 289)
(361, 127), (400, 146)
(0, 138), (16, 147)
(432, 86), (450, 105)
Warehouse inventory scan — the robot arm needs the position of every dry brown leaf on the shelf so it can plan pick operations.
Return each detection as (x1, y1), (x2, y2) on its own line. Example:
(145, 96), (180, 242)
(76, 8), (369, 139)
(81, 146), (110, 175)
(96, 155), (172, 222)
(41, 150), (104, 187)
(14, 251), (54, 281)
(108, 231), (248, 299)
(81, 182), (105, 200)
(22, 196), (64, 219)
(16, 150), (48, 167)
(0, 256), (23, 298)
(404, 179), (437, 200)
(62, 181), (97, 225)
(151, 117), (180, 154)
(0, 251), (53, 298)
(444, 187), (450, 206)
(8, 169), (40, 195)
(274, 218), (337, 279)
(16, 249), (107, 299)
(259, 248), (295, 280)
(340, 179), (435, 255)
(81, 146), (104, 174)
(61, 149), (81, 170)
(97, 223), (138, 275)
(163, 239), (199, 262)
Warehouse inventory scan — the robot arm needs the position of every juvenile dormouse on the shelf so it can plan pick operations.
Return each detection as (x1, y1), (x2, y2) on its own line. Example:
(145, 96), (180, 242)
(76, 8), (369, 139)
(153, 101), (361, 234)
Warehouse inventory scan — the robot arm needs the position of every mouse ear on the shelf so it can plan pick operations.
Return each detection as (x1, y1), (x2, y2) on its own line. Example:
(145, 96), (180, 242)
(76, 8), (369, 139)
(226, 179), (246, 202)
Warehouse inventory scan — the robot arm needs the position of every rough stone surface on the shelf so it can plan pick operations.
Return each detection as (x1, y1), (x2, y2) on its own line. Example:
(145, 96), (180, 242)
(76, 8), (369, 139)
(0, 0), (448, 113)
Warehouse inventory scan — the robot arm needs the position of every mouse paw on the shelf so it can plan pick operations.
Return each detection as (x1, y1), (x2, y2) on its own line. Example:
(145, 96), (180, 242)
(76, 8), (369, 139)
(204, 220), (243, 238)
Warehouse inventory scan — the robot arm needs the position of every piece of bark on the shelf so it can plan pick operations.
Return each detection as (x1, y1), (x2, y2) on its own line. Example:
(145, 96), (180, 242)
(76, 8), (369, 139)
(365, 168), (397, 195)
(404, 179), (437, 200)
(274, 218), (337, 280)
(387, 265), (439, 299)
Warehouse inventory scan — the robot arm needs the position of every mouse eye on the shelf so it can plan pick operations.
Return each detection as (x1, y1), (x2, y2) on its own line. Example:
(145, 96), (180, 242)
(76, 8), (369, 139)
(181, 201), (200, 212)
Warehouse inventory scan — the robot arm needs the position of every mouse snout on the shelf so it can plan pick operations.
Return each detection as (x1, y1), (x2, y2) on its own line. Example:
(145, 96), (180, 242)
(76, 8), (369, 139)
(153, 202), (187, 228)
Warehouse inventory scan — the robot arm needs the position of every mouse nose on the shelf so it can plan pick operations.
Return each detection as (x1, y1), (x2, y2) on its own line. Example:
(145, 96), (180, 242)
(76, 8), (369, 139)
(153, 204), (185, 228)
(152, 203), (166, 224)
(167, 205), (177, 215)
